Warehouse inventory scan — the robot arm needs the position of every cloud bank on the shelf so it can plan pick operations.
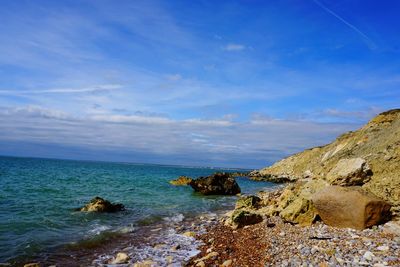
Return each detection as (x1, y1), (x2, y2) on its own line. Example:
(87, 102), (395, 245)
(0, 105), (360, 168)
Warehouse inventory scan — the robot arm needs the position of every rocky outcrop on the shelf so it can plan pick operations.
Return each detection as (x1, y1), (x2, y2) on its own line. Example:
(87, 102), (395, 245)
(312, 186), (391, 230)
(169, 176), (193, 186)
(190, 173), (241, 195)
(326, 158), (372, 186)
(79, 197), (125, 213)
(251, 109), (400, 215)
(225, 109), (400, 230)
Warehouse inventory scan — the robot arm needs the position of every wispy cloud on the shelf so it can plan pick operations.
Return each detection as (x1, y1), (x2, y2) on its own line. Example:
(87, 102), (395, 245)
(313, 0), (377, 50)
(0, 84), (122, 95)
(223, 43), (246, 51)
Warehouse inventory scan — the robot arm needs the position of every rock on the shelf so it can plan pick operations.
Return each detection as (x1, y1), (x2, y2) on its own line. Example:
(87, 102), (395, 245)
(171, 244), (181, 251)
(222, 259), (233, 266)
(195, 252), (219, 262)
(195, 261), (205, 267)
(382, 220), (400, 236)
(277, 180), (328, 225)
(165, 255), (173, 264)
(376, 245), (389, 252)
(190, 172), (241, 195)
(23, 264), (40, 267)
(363, 251), (375, 261)
(182, 231), (196, 238)
(231, 209), (263, 228)
(133, 260), (155, 267)
(235, 195), (261, 209)
(169, 176), (193, 186)
(312, 186), (392, 230)
(111, 252), (130, 264)
(326, 158), (372, 186)
(79, 197), (125, 213)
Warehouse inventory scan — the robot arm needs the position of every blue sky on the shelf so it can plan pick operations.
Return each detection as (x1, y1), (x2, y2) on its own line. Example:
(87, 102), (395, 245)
(0, 0), (399, 168)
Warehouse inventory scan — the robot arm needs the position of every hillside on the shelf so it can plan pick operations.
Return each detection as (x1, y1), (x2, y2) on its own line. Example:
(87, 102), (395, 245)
(250, 109), (400, 215)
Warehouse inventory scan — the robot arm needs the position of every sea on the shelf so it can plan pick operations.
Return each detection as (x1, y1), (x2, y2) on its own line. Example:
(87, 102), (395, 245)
(0, 156), (278, 266)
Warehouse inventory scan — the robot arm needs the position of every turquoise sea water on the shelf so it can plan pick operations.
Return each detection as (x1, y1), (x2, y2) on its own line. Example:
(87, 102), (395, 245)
(0, 156), (275, 264)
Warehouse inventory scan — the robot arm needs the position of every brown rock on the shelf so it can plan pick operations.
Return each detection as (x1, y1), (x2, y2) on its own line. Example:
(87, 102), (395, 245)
(190, 173), (241, 195)
(312, 186), (391, 230)
(23, 264), (40, 267)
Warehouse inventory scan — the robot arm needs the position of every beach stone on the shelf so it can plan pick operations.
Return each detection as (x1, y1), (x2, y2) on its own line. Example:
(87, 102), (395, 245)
(382, 220), (400, 236)
(195, 261), (205, 267)
(111, 252), (130, 264)
(231, 209), (263, 228)
(182, 231), (196, 238)
(79, 196), (125, 212)
(312, 186), (391, 230)
(363, 251), (375, 261)
(222, 259), (233, 266)
(195, 252), (219, 263)
(23, 264), (40, 267)
(376, 245), (389, 251)
(169, 176), (192, 186)
(190, 172), (241, 195)
(235, 195), (261, 209)
(133, 260), (155, 267)
(326, 158), (372, 186)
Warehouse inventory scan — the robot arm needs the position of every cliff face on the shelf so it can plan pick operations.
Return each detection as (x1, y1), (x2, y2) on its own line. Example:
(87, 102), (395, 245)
(251, 109), (400, 212)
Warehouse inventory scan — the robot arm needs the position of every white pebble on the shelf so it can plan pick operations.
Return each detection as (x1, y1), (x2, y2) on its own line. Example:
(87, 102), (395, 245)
(376, 245), (389, 251)
(363, 251), (375, 261)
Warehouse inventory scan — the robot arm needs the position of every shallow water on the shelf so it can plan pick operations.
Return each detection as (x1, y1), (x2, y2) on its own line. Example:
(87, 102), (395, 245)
(0, 156), (276, 264)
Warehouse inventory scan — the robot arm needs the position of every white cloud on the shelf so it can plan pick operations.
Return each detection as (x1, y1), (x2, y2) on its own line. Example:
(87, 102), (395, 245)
(0, 105), (360, 168)
(223, 43), (246, 51)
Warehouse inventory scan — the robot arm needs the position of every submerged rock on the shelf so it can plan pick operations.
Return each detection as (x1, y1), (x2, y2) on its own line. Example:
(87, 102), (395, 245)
(79, 196), (125, 213)
(169, 176), (193, 186)
(312, 186), (391, 230)
(190, 173), (241, 195)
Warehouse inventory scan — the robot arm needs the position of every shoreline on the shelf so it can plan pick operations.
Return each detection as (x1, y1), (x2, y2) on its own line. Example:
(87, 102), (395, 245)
(187, 214), (400, 266)
(16, 208), (229, 267)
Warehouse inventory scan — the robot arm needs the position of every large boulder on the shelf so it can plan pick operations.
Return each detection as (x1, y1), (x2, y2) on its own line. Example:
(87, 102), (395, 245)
(79, 197), (125, 213)
(169, 176), (193, 186)
(190, 173), (241, 195)
(277, 180), (328, 226)
(312, 186), (391, 230)
(326, 158), (372, 186)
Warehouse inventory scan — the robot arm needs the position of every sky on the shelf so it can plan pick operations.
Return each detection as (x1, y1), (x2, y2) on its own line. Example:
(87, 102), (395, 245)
(0, 0), (399, 168)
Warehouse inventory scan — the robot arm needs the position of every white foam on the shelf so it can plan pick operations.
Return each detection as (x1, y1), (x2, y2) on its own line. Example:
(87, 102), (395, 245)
(88, 224), (112, 235)
(163, 213), (184, 223)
